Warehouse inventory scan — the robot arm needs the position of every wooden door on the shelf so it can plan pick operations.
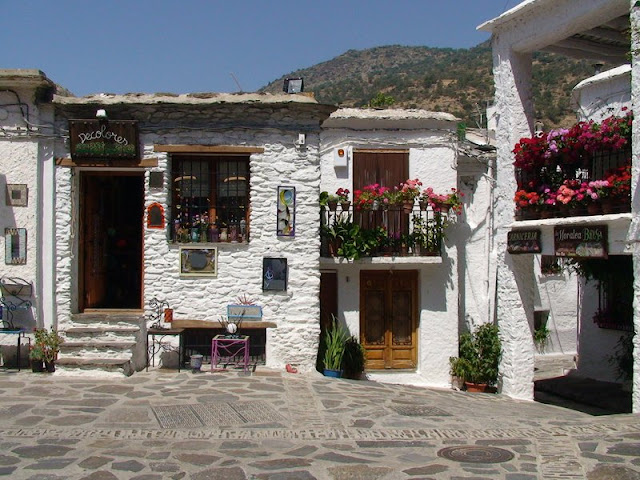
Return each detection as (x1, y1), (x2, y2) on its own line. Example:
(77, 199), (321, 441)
(360, 270), (417, 369)
(353, 150), (408, 192)
(319, 271), (338, 334)
(80, 173), (144, 311)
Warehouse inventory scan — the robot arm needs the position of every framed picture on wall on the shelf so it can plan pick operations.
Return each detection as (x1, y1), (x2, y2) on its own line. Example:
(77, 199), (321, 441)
(179, 247), (217, 277)
(6, 184), (27, 207)
(5, 228), (27, 265)
(277, 186), (295, 236)
(263, 257), (287, 291)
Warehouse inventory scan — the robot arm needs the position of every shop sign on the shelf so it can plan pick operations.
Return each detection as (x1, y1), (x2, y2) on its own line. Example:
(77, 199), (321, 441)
(69, 120), (139, 159)
(507, 229), (541, 254)
(554, 225), (607, 258)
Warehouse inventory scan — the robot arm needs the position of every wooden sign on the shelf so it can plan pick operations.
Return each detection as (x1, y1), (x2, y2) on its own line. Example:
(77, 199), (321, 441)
(507, 229), (541, 254)
(69, 120), (139, 159)
(554, 225), (607, 258)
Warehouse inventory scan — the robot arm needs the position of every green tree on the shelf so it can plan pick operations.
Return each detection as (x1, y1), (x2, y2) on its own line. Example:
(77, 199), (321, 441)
(368, 92), (395, 108)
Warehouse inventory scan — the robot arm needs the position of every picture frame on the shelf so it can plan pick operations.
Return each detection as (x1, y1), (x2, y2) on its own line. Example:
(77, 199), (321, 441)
(5, 228), (27, 265)
(6, 184), (28, 207)
(263, 257), (287, 291)
(277, 186), (295, 237)
(179, 246), (217, 277)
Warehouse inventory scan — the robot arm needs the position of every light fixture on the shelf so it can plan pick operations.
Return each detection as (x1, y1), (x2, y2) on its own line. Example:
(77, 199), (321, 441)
(96, 109), (108, 119)
(283, 77), (304, 94)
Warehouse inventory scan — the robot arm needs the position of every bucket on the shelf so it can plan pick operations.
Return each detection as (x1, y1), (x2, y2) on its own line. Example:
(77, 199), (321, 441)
(190, 354), (203, 371)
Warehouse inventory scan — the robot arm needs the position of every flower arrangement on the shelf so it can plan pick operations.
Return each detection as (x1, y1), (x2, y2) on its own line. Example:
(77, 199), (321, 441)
(512, 111), (632, 219)
(354, 183), (389, 209)
(398, 179), (422, 203)
(335, 188), (350, 203)
(422, 187), (464, 214)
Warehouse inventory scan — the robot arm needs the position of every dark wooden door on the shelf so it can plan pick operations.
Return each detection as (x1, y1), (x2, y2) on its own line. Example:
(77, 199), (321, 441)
(360, 270), (417, 369)
(319, 271), (338, 334)
(80, 173), (144, 310)
(353, 150), (409, 192)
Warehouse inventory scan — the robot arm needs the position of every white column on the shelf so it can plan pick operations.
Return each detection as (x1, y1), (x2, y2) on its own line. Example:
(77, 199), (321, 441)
(491, 33), (536, 400)
(629, 0), (640, 414)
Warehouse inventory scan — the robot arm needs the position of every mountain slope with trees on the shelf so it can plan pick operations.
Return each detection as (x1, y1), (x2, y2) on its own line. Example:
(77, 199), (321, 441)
(259, 43), (605, 129)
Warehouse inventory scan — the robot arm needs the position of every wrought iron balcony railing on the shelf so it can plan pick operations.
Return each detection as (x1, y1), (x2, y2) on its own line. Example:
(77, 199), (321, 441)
(320, 204), (446, 260)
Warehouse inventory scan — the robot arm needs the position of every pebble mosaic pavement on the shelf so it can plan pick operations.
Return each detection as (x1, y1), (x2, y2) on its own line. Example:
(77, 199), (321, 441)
(0, 367), (636, 479)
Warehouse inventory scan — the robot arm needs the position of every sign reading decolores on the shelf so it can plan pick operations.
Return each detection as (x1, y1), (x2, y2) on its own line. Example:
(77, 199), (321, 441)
(507, 229), (541, 254)
(554, 225), (607, 258)
(69, 119), (139, 159)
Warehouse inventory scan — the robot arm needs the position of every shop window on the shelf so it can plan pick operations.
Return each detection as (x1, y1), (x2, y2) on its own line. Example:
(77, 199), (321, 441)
(594, 256), (633, 332)
(171, 155), (249, 243)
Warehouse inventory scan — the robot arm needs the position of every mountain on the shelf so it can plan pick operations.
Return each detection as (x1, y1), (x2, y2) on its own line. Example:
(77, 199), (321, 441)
(259, 43), (604, 130)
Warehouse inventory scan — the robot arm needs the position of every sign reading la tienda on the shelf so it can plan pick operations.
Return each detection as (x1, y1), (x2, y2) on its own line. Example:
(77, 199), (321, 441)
(554, 225), (608, 258)
(69, 120), (139, 159)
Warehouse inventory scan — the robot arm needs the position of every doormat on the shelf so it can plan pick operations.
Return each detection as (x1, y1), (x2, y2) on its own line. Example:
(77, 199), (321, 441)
(391, 405), (451, 417)
(437, 445), (514, 463)
(152, 401), (285, 429)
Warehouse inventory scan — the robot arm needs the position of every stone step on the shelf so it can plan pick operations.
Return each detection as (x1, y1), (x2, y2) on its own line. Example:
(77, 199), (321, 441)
(55, 357), (134, 376)
(64, 326), (140, 334)
(70, 313), (144, 327)
(60, 341), (136, 349)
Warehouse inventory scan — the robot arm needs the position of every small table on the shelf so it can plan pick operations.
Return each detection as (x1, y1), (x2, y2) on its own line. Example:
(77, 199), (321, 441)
(211, 335), (250, 372)
(0, 329), (29, 371)
(147, 328), (184, 372)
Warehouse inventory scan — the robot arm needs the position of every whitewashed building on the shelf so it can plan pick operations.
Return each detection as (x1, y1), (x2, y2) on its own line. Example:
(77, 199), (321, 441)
(478, 0), (638, 411)
(319, 108), (494, 387)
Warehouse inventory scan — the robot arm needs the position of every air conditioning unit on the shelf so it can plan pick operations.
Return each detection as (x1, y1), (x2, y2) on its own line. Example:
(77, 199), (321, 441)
(333, 147), (351, 167)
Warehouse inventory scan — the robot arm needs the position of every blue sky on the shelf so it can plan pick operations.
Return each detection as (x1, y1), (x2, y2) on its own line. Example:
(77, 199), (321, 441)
(2, 1), (516, 96)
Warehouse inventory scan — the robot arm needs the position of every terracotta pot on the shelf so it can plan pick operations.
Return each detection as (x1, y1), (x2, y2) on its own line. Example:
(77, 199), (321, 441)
(327, 201), (338, 212)
(340, 201), (351, 211)
(464, 382), (492, 393)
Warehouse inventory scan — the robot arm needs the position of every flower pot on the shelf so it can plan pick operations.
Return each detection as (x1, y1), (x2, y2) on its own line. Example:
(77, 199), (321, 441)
(464, 382), (492, 393)
(601, 198), (615, 214)
(327, 201), (338, 212)
(340, 201), (351, 211)
(190, 354), (203, 372)
(419, 201), (428, 211)
(587, 203), (602, 216)
(44, 361), (56, 373)
(323, 368), (343, 378)
(402, 201), (414, 214)
(31, 360), (44, 373)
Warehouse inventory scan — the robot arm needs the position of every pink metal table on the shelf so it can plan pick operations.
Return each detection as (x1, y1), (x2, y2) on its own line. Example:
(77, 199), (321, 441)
(211, 334), (250, 372)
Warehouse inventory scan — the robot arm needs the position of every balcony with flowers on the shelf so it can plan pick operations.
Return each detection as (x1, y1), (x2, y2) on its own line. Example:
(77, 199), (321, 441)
(320, 181), (463, 261)
(513, 111), (632, 221)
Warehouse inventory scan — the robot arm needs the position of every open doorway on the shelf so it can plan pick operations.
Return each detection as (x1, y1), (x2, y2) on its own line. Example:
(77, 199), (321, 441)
(80, 172), (144, 310)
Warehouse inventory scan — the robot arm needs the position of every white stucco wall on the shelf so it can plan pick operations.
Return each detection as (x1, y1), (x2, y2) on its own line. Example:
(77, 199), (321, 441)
(0, 87), (45, 331)
(572, 65), (632, 122)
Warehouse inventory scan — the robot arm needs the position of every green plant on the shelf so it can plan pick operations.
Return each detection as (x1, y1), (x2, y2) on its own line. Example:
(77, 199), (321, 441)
(368, 92), (395, 108)
(342, 336), (366, 379)
(449, 323), (501, 387)
(33, 327), (64, 364)
(320, 191), (329, 207)
(323, 317), (349, 372)
(533, 325), (550, 352)
(28, 344), (44, 361)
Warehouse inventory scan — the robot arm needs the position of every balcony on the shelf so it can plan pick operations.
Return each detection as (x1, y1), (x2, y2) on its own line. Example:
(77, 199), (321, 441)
(320, 204), (446, 261)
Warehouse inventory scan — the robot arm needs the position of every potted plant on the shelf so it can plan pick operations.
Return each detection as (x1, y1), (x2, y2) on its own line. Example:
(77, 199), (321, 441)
(33, 327), (63, 373)
(29, 343), (44, 373)
(449, 323), (501, 392)
(533, 324), (550, 353)
(322, 318), (348, 378)
(342, 336), (366, 380)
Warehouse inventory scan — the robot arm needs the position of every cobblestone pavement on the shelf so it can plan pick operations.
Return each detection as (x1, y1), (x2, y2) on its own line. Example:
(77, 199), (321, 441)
(0, 367), (638, 479)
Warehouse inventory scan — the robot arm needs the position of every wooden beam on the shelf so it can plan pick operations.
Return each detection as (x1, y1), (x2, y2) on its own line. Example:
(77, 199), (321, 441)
(55, 157), (159, 168)
(154, 145), (264, 154)
(172, 319), (277, 329)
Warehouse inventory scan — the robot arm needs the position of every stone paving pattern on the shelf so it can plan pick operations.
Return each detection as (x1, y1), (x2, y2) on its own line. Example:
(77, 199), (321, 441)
(0, 367), (637, 479)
